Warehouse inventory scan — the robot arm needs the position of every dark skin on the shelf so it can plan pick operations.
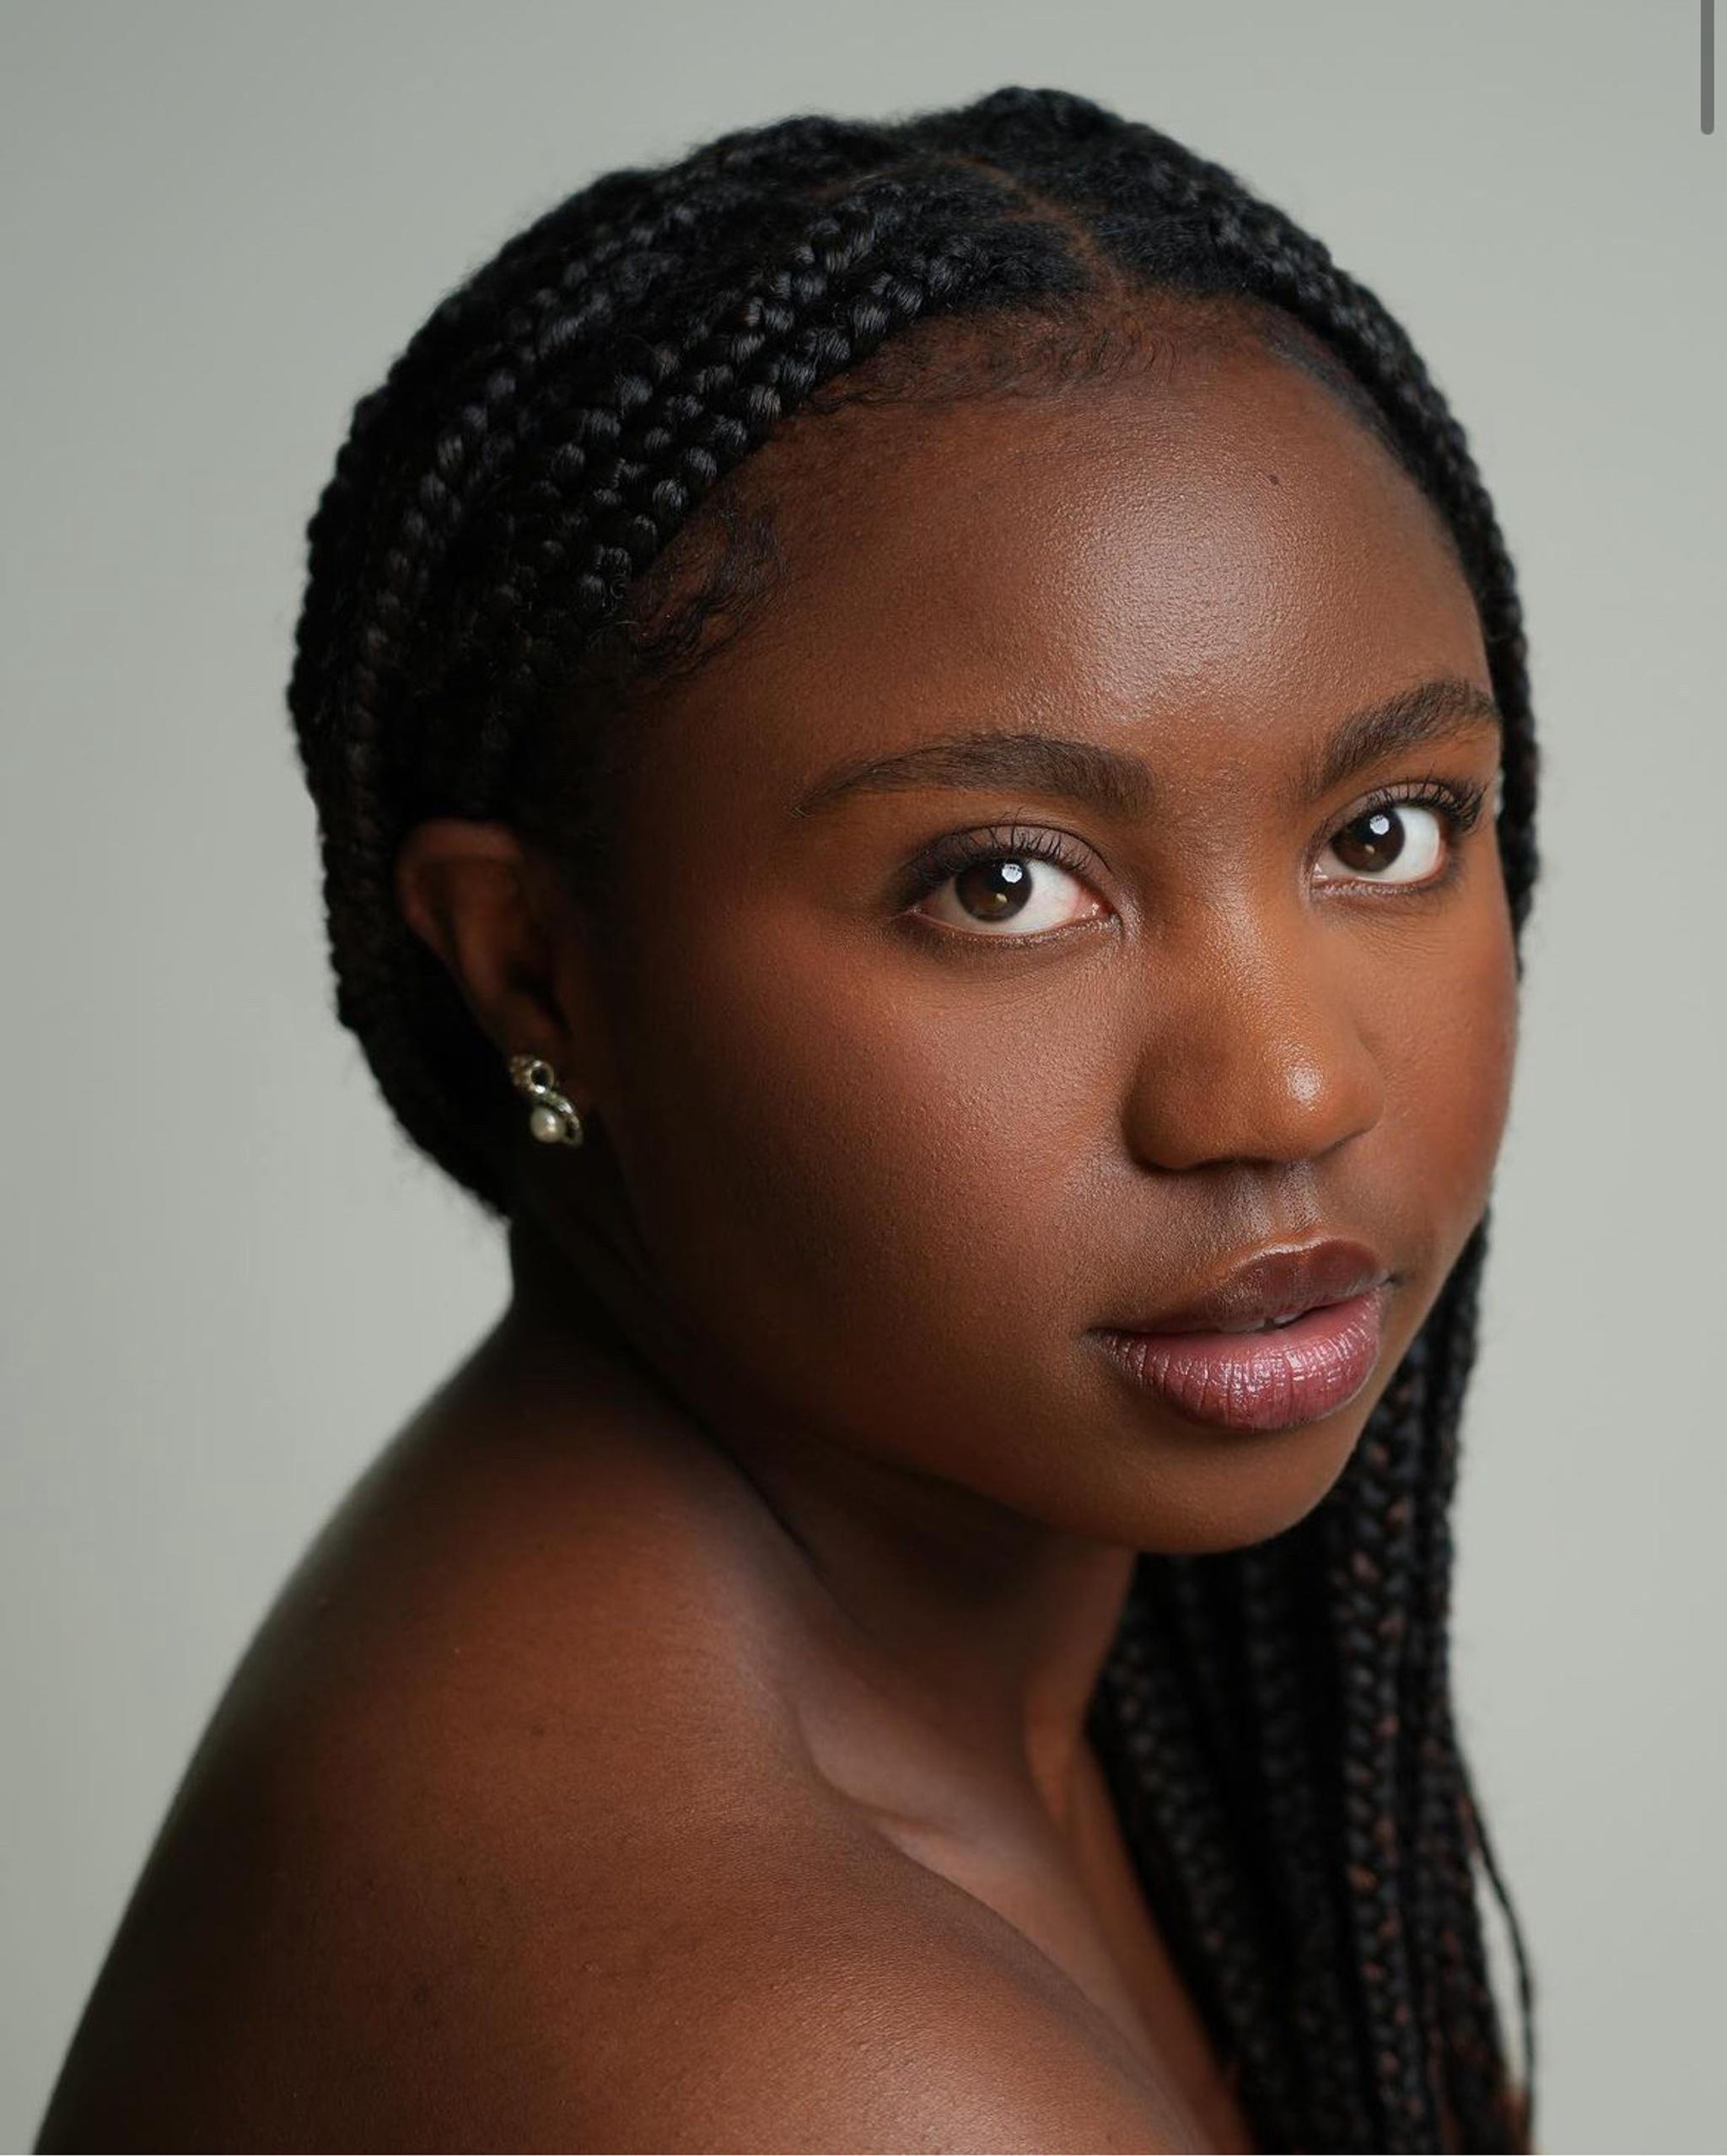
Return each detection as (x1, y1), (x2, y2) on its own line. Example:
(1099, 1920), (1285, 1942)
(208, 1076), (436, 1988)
(38, 336), (1517, 2154)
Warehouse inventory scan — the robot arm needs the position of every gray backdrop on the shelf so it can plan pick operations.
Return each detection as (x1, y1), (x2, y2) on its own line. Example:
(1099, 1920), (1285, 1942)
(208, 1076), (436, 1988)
(3, 3), (1720, 2149)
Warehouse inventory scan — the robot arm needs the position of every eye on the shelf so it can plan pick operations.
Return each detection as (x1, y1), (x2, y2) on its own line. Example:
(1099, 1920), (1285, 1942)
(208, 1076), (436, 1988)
(904, 823), (1109, 938)
(1314, 780), (1488, 890)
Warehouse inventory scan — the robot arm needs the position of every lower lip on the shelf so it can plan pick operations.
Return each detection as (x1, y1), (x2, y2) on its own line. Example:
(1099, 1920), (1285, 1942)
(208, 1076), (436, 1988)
(1093, 1287), (1389, 1433)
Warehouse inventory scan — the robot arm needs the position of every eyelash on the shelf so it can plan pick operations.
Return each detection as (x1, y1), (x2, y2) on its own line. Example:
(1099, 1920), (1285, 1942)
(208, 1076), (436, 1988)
(899, 775), (1493, 935)
(901, 821), (1097, 911)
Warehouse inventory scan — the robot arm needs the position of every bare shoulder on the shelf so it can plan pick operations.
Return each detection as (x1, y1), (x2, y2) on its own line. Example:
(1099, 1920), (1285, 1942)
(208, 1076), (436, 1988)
(38, 1337), (1186, 2153)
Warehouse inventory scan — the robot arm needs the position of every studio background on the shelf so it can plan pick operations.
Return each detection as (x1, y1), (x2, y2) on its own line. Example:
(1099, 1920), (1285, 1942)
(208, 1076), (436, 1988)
(3, 3), (1719, 2149)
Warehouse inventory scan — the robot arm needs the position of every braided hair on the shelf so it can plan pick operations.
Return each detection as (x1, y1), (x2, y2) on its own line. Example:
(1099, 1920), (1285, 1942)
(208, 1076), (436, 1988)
(288, 86), (1540, 2153)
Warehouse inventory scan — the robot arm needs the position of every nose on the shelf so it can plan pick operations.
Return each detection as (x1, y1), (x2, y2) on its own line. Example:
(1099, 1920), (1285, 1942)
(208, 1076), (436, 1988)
(1121, 918), (1386, 1174)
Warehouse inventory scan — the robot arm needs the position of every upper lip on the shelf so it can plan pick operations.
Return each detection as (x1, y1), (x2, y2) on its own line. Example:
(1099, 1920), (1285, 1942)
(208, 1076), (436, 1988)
(1100, 1238), (1392, 1336)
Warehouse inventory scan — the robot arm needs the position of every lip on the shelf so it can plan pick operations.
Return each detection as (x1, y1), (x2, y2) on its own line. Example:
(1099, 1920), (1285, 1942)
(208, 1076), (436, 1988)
(1103, 1239), (1391, 1335)
(1089, 1237), (1395, 1434)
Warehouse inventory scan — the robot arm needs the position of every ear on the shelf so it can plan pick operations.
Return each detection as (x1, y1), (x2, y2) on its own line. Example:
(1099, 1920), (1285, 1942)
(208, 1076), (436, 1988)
(393, 819), (611, 1100)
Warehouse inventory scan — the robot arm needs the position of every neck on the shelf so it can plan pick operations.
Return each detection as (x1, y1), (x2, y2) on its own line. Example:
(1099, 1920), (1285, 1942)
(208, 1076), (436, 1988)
(497, 1186), (1138, 1835)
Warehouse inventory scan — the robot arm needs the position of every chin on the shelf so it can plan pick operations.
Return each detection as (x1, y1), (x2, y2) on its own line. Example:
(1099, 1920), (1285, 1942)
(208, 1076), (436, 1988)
(1119, 1406), (1371, 1557)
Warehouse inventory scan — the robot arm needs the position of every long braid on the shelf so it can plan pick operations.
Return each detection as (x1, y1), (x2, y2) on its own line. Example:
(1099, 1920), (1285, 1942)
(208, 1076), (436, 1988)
(1235, 1530), (1380, 2150)
(1460, 1747), (1539, 2147)
(1324, 1347), (1445, 2148)
(1408, 1219), (1538, 2148)
(1397, 1245), (1476, 2140)
(1089, 1571), (1306, 2137)
(288, 86), (1540, 2149)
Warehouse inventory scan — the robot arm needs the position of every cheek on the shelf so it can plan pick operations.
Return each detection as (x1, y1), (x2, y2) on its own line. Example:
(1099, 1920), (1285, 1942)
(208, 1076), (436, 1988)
(602, 911), (1105, 1427)
(1377, 883), (1520, 1267)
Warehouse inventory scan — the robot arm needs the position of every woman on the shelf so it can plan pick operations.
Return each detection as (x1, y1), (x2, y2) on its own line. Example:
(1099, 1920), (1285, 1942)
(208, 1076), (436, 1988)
(38, 85), (1539, 2154)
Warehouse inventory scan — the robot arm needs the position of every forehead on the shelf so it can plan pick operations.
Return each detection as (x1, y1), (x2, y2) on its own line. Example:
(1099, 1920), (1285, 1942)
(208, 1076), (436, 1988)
(625, 340), (1488, 806)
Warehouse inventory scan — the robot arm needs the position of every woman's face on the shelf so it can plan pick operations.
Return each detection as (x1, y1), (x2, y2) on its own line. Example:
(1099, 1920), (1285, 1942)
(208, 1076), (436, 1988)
(543, 338), (1518, 1555)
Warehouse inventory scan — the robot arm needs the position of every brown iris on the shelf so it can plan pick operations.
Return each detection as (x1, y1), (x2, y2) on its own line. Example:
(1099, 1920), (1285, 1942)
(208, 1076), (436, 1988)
(955, 858), (1033, 922)
(1330, 806), (1406, 874)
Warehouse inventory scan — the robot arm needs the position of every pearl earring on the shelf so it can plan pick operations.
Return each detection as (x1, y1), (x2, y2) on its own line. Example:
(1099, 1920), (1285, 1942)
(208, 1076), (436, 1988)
(508, 1054), (586, 1148)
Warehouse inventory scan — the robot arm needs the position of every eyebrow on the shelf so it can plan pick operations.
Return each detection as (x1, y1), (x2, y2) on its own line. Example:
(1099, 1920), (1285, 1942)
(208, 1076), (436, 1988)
(790, 675), (1503, 823)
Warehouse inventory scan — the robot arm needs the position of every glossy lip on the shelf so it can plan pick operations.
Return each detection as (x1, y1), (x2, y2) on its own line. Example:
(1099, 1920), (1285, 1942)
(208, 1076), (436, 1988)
(1089, 1237), (1396, 1434)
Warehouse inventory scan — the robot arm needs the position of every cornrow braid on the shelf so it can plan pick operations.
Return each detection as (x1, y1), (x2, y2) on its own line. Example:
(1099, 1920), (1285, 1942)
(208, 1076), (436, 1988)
(288, 83), (1540, 2151)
